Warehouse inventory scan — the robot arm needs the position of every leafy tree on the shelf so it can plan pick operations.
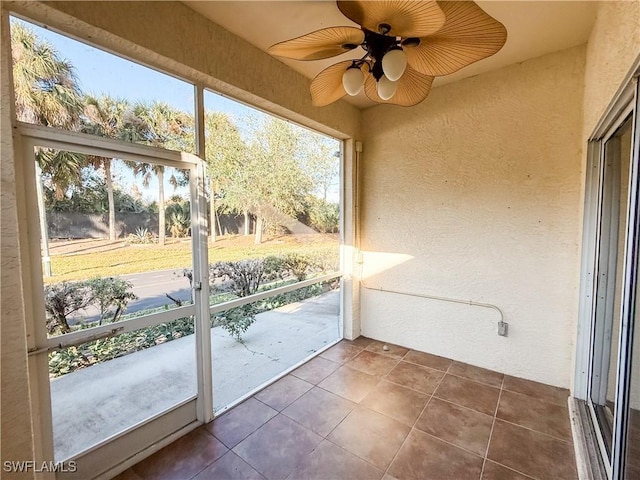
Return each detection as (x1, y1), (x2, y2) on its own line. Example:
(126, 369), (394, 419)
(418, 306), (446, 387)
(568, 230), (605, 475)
(302, 196), (340, 233)
(219, 116), (312, 244)
(45, 172), (148, 214)
(300, 135), (340, 202)
(204, 112), (246, 242)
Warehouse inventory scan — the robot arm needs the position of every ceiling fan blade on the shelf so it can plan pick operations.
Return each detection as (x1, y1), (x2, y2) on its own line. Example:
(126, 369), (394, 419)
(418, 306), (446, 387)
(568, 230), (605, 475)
(337, 1), (445, 38)
(364, 64), (434, 106)
(310, 60), (354, 107)
(404, 1), (507, 76)
(268, 27), (365, 61)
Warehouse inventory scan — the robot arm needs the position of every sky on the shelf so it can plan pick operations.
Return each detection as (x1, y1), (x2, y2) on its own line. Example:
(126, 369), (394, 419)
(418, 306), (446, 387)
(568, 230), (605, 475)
(12, 16), (340, 203)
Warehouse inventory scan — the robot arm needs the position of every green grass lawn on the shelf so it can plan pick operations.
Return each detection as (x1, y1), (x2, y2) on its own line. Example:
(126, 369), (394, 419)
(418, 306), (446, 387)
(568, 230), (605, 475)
(47, 234), (339, 283)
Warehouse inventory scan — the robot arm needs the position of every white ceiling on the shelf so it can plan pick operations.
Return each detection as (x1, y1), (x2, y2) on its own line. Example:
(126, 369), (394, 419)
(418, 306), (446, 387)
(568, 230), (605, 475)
(183, 1), (598, 109)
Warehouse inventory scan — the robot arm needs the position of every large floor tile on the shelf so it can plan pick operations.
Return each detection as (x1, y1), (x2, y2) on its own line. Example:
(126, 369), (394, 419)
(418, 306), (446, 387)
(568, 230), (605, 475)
(361, 380), (429, 427)
(497, 389), (572, 441)
(318, 366), (380, 403)
(112, 469), (143, 480)
(233, 414), (322, 480)
(416, 397), (493, 456)
(388, 429), (484, 480)
(286, 440), (384, 480)
(132, 427), (227, 480)
(319, 342), (362, 363)
(193, 451), (266, 480)
(282, 386), (355, 436)
(481, 460), (533, 480)
(254, 375), (313, 411)
(291, 356), (340, 385)
(207, 398), (277, 448)
(434, 374), (500, 416)
(385, 361), (445, 395)
(487, 420), (577, 480)
(502, 376), (569, 406)
(449, 361), (504, 388)
(403, 350), (453, 371)
(365, 339), (410, 359)
(328, 406), (410, 470)
(346, 350), (399, 377)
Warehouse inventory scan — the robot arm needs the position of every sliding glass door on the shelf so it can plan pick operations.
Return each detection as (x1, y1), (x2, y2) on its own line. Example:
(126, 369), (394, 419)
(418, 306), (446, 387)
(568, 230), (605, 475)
(585, 78), (639, 479)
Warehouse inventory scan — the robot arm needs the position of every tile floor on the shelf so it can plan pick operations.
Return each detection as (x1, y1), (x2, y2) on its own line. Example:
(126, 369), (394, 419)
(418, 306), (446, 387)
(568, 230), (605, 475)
(115, 338), (577, 480)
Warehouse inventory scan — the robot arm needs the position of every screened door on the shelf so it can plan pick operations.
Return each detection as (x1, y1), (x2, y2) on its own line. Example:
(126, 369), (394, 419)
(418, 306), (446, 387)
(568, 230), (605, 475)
(20, 123), (212, 479)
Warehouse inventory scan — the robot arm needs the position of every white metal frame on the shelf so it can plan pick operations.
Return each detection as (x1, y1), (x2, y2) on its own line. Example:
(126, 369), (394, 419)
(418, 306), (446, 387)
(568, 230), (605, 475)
(17, 122), (212, 479)
(576, 58), (640, 480)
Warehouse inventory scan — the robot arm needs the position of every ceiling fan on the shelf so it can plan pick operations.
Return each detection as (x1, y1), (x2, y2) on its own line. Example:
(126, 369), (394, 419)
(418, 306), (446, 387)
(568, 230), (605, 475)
(268, 1), (507, 107)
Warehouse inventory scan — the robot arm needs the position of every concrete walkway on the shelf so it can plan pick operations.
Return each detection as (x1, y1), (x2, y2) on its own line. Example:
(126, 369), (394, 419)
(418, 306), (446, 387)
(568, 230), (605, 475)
(50, 290), (340, 461)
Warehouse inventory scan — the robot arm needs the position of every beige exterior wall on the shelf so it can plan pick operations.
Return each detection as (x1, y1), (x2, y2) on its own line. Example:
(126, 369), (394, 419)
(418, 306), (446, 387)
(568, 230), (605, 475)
(1, 9), (36, 479)
(360, 45), (587, 388)
(582, 1), (640, 142)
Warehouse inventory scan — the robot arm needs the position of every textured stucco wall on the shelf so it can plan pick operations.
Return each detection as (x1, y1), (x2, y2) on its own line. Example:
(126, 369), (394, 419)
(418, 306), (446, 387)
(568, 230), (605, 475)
(360, 46), (586, 388)
(0, 9), (36, 479)
(582, 1), (640, 141)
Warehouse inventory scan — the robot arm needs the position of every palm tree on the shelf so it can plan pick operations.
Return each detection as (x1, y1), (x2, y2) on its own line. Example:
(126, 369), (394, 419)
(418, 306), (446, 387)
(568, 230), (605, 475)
(11, 21), (85, 275)
(129, 101), (194, 245)
(11, 22), (83, 130)
(82, 95), (141, 240)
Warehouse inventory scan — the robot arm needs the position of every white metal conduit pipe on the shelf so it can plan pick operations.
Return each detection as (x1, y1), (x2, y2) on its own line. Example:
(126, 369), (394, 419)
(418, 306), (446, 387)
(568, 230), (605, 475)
(361, 282), (509, 336)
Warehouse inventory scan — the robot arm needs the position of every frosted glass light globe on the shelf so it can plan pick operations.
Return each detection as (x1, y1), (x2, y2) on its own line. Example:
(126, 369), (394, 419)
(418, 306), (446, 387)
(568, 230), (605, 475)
(382, 48), (407, 82)
(377, 75), (398, 100)
(342, 66), (364, 96)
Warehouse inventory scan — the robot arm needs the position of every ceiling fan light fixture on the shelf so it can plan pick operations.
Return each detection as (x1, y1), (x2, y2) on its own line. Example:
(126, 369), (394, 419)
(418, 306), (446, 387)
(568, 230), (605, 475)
(377, 75), (398, 100)
(342, 65), (365, 96)
(381, 47), (407, 82)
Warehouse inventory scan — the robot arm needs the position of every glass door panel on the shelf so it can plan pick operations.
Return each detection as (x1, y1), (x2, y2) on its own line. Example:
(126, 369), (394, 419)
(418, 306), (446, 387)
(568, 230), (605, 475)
(590, 116), (633, 459)
(626, 277), (640, 479)
(34, 148), (198, 462)
(20, 128), (209, 479)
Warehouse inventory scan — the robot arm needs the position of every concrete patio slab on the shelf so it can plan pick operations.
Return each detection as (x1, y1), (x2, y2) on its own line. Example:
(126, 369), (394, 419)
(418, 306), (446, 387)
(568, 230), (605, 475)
(50, 290), (340, 461)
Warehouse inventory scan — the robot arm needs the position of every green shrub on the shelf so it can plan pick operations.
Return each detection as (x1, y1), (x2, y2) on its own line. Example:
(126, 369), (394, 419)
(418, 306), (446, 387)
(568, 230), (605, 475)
(209, 257), (281, 297)
(213, 305), (257, 342)
(127, 227), (154, 244)
(166, 200), (191, 237)
(48, 316), (194, 377)
(44, 281), (94, 334)
(86, 277), (137, 325)
(44, 277), (137, 334)
(307, 198), (339, 233)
